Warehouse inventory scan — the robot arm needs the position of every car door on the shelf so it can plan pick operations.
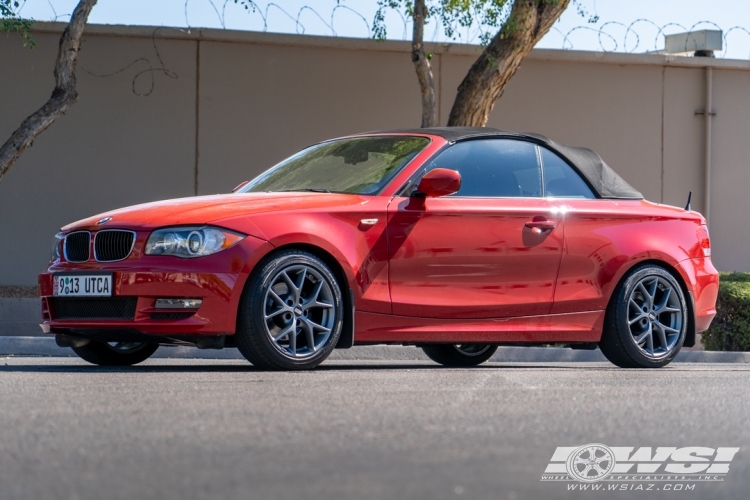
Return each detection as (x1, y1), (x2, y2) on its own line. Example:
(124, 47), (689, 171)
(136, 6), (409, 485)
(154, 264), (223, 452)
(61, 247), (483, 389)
(387, 138), (564, 319)
(538, 145), (621, 315)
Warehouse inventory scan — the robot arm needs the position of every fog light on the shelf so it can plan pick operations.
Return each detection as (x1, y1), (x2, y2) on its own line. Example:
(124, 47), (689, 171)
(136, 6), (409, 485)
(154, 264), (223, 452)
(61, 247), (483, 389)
(155, 298), (203, 309)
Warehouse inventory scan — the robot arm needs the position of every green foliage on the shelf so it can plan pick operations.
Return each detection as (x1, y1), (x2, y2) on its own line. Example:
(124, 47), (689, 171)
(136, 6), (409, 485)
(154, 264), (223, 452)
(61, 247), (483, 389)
(374, 0), (512, 46)
(1, 0), (34, 48)
(702, 272), (750, 351)
(374, 0), (595, 46)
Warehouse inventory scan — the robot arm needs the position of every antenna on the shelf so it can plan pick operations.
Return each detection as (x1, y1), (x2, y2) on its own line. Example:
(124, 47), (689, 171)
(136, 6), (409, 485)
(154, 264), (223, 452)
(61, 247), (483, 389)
(685, 191), (692, 211)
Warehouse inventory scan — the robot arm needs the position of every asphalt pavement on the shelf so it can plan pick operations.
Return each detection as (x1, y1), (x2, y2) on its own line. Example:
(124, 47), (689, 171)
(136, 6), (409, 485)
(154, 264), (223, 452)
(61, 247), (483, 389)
(1, 357), (748, 500)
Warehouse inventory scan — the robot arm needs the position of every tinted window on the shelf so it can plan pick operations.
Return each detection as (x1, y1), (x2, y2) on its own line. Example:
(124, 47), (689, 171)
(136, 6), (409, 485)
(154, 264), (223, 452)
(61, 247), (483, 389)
(424, 139), (541, 197)
(241, 136), (430, 195)
(540, 148), (596, 199)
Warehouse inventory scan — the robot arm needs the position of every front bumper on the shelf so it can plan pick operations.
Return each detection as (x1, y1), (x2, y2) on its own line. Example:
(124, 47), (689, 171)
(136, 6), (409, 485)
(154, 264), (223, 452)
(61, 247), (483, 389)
(39, 235), (272, 337)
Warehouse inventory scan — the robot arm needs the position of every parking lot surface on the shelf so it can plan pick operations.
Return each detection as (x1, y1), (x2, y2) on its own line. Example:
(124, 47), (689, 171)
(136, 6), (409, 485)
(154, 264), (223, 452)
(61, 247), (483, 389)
(0, 357), (748, 500)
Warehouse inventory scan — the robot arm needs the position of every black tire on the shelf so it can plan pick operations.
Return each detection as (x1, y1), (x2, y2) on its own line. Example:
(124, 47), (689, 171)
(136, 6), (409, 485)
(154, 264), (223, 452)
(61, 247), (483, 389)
(421, 344), (498, 367)
(599, 264), (688, 368)
(72, 341), (159, 366)
(236, 250), (344, 370)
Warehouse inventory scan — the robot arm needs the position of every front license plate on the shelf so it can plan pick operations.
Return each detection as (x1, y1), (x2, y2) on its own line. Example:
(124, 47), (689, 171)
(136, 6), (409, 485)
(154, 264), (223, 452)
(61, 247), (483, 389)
(53, 274), (113, 297)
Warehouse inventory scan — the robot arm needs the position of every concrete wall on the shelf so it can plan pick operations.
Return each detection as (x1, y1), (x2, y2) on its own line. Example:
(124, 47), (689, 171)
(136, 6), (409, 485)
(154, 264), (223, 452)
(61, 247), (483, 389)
(2, 23), (750, 286)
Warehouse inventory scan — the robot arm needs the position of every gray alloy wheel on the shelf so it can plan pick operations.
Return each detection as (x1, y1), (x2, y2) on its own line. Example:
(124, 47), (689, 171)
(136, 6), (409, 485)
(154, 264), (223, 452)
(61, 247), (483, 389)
(626, 275), (683, 359)
(236, 250), (344, 370)
(72, 340), (158, 366)
(421, 344), (498, 367)
(263, 264), (336, 359)
(599, 265), (688, 368)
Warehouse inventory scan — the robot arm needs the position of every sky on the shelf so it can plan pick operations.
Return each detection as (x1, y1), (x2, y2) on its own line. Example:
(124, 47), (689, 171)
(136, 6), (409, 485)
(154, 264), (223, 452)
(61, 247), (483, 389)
(12, 0), (750, 59)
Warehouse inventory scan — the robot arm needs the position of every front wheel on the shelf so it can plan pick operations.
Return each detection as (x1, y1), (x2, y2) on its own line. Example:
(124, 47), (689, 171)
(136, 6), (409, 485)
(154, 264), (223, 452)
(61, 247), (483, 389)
(72, 341), (159, 366)
(236, 250), (344, 370)
(421, 344), (498, 367)
(599, 265), (688, 368)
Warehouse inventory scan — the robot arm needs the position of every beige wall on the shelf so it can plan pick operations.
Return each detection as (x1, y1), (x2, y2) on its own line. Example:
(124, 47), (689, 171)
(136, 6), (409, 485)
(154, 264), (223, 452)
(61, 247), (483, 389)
(2, 23), (750, 285)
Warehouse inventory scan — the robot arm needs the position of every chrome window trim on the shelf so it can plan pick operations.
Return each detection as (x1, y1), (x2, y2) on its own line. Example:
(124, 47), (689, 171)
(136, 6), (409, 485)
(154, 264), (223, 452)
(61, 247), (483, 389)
(63, 231), (91, 263)
(93, 229), (137, 262)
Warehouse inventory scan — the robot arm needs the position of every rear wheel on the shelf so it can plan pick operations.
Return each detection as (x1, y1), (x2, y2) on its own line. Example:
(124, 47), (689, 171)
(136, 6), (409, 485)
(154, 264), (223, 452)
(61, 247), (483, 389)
(421, 344), (498, 367)
(599, 265), (687, 368)
(236, 250), (344, 370)
(72, 341), (159, 366)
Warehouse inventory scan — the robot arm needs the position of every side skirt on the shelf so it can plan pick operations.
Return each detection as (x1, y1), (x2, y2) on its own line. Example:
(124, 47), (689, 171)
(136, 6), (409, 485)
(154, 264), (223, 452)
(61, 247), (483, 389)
(354, 310), (604, 344)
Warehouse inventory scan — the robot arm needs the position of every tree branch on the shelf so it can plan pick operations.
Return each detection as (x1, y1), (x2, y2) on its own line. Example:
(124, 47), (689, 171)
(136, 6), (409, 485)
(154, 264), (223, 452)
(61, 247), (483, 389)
(447, 0), (570, 127)
(412, 0), (438, 128)
(0, 0), (98, 184)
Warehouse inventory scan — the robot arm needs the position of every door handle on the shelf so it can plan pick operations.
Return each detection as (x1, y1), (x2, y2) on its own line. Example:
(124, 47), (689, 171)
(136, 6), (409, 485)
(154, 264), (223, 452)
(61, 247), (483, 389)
(525, 219), (557, 231)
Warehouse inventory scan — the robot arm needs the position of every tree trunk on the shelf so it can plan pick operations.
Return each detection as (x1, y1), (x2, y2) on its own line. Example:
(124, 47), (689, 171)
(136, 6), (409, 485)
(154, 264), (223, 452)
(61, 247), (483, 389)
(412, 0), (438, 128)
(447, 0), (569, 127)
(0, 0), (98, 184)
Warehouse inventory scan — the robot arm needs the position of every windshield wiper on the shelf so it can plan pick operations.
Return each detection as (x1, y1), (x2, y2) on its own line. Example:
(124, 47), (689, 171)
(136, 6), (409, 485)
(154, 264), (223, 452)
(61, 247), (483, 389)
(274, 188), (332, 193)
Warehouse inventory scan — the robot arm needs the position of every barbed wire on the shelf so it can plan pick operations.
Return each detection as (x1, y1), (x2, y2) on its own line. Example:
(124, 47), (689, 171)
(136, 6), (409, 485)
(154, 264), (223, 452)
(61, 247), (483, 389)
(15, 0), (750, 60)
(185, 2), (750, 59)
(549, 19), (750, 58)
(183, 0), (371, 37)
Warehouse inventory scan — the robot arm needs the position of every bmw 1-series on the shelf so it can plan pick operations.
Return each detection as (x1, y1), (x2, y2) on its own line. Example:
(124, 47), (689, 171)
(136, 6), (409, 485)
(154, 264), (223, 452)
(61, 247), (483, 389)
(39, 127), (718, 369)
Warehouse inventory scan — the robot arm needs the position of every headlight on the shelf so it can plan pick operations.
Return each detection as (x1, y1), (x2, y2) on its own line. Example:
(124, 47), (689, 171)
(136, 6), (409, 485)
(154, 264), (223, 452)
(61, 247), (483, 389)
(145, 226), (245, 258)
(51, 232), (64, 261)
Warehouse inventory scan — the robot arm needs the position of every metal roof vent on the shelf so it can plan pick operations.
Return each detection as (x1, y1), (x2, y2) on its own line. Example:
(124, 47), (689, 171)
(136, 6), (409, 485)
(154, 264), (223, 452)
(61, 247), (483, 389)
(664, 30), (723, 57)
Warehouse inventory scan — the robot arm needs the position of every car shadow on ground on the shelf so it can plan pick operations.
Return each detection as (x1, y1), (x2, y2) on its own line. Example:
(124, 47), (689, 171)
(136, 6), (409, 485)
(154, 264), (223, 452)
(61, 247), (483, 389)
(0, 359), (626, 373)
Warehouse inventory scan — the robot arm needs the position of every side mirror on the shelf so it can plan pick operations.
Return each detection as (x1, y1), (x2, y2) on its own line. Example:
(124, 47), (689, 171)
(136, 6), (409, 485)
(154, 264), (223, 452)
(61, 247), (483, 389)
(414, 168), (461, 198)
(232, 180), (250, 192)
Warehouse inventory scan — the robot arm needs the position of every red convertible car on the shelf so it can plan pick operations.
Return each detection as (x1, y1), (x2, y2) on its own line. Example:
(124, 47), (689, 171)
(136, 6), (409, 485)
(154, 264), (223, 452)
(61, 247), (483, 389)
(39, 128), (718, 369)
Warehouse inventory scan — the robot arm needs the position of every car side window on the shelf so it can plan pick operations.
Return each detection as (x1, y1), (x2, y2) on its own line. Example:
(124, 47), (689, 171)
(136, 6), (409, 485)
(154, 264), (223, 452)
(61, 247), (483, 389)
(423, 139), (542, 197)
(540, 147), (596, 199)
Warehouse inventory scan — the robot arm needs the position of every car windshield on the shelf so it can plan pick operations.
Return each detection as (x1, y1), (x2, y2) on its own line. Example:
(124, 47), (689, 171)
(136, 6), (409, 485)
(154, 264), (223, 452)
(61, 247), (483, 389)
(239, 136), (430, 195)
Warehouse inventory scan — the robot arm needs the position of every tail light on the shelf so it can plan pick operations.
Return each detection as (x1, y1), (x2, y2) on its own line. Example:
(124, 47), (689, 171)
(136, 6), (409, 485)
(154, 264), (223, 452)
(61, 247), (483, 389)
(697, 225), (711, 257)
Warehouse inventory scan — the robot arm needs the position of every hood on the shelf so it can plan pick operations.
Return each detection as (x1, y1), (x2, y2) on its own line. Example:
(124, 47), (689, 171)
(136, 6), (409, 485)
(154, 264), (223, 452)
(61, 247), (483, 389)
(62, 192), (372, 232)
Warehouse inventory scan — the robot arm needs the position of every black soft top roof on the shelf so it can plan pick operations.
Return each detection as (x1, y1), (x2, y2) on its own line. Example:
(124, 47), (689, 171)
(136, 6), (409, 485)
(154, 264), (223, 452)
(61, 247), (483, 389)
(365, 127), (643, 200)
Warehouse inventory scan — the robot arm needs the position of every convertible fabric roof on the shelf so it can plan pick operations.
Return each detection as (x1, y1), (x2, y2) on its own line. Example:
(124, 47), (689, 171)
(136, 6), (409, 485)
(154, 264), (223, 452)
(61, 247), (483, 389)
(365, 127), (644, 200)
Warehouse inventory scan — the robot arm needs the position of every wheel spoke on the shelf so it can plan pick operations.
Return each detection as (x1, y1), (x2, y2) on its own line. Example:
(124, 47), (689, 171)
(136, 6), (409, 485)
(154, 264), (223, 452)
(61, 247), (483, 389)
(653, 322), (669, 351)
(654, 286), (672, 313)
(295, 268), (307, 300)
(629, 299), (643, 313)
(304, 317), (331, 332)
(280, 271), (298, 297)
(656, 321), (679, 334)
(648, 278), (659, 307)
(273, 322), (294, 341)
(629, 313), (647, 325)
(304, 280), (324, 308)
(300, 319), (317, 352)
(646, 329), (654, 354)
(636, 282), (651, 307)
(265, 308), (286, 320)
(289, 325), (297, 356)
(634, 323), (652, 345)
(268, 289), (287, 307)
